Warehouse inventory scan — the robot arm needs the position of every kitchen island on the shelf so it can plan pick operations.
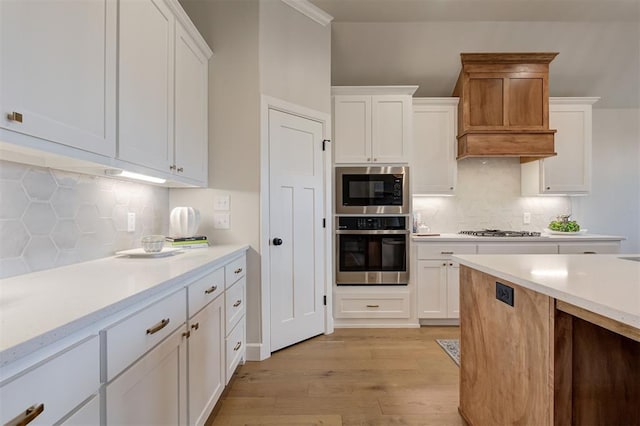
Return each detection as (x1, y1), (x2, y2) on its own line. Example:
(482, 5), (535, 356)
(453, 254), (639, 426)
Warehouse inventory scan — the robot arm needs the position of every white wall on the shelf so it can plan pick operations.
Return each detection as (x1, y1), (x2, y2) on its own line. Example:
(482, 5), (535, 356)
(175, 0), (331, 354)
(259, 0), (332, 114)
(572, 109), (640, 253)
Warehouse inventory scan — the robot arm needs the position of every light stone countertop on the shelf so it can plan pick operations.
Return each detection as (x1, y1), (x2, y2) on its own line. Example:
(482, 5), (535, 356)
(453, 254), (640, 329)
(0, 244), (249, 367)
(412, 233), (625, 242)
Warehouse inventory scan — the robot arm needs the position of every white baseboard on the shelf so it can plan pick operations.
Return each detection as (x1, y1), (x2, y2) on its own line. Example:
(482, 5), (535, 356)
(419, 319), (460, 326)
(333, 322), (420, 328)
(245, 342), (270, 361)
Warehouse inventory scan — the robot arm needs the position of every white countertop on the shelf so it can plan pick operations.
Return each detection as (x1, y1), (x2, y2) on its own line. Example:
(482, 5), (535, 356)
(0, 244), (249, 366)
(412, 233), (625, 242)
(453, 254), (640, 329)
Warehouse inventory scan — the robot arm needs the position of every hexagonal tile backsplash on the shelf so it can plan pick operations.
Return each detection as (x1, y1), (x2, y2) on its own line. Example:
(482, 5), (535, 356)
(0, 160), (169, 278)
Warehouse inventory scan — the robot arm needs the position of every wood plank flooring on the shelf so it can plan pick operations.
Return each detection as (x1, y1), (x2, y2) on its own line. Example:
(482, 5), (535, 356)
(208, 327), (463, 426)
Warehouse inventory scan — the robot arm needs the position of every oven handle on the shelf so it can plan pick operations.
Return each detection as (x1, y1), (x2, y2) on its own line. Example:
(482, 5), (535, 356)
(335, 230), (409, 235)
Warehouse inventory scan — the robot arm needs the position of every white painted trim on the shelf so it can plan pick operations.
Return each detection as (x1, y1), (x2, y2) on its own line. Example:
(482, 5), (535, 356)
(280, 0), (334, 27)
(334, 323), (421, 329)
(413, 97), (459, 106)
(245, 343), (267, 362)
(260, 95), (333, 360)
(550, 97), (600, 105)
(331, 86), (419, 96)
(165, 0), (213, 58)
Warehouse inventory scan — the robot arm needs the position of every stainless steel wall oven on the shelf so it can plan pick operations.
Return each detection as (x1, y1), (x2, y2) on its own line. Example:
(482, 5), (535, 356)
(336, 216), (409, 285)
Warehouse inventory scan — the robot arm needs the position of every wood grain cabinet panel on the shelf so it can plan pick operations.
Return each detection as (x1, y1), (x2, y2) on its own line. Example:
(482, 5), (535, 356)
(468, 78), (503, 126)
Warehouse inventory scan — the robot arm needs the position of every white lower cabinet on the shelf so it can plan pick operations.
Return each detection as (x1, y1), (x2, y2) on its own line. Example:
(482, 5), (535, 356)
(106, 326), (188, 425)
(558, 242), (620, 254)
(60, 395), (100, 425)
(187, 294), (225, 426)
(334, 292), (410, 319)
(225, 318), (246, 384)
(0, 336), (99, 425)
(416, 260), (461, 319)
(476, 243), (558, 254)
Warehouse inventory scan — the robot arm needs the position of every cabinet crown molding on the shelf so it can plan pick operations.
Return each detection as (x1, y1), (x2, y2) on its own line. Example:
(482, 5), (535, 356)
(413, 97), (459, 106)
(281, 0), (334, 26)
(332, 86), (419, 96)
(165, 0), (213, 58)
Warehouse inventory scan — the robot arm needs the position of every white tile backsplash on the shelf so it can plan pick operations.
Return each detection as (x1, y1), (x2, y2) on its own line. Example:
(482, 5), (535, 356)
(0, 160), (170, 278)
(413, 158), (572, 233)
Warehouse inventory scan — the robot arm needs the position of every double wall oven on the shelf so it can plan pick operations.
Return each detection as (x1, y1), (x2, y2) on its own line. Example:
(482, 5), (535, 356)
(335, 167), (410, 286)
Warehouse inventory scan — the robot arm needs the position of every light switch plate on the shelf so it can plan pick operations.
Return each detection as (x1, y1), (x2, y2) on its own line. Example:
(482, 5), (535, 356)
(214, 213), (230, 229)
(523, 212), (531, 225)
(127, 212), (136, 232)
(214, 195), (230, 211)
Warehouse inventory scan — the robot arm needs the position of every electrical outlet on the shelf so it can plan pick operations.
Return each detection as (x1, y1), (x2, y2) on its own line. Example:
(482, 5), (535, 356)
(127, 212), (136, 232)
(213, 213), (230, 229)
(214, 195), (230, 211)
(496, 282), (514, 307)
(523, 212), (531, 224)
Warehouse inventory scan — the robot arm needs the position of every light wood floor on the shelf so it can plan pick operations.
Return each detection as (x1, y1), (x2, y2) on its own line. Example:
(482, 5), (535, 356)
(208, 327), (463, 426)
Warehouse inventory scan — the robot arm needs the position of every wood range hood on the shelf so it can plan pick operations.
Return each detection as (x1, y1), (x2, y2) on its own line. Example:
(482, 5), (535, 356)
(452, 52), (559, 163)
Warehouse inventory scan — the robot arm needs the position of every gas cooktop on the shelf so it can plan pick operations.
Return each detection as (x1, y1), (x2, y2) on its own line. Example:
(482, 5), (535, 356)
(459, 229), (542, 237)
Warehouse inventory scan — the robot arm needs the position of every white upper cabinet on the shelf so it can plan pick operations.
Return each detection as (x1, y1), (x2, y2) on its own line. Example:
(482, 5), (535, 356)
(411, 98), (458, 195)
(333, 87), (417, 164)
(0, 0), (116, 156)
(174, 23), (209, 183)
(118, 0), (174, 175)
(521, 98), (599, 195)
(118, 0), (211, 185)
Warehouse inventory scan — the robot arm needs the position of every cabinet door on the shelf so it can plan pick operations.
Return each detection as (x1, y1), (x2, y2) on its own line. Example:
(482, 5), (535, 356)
(447, 262), (460, 318)
(372, 95), (410, 163)
(542, 102), (592, 193)
(412, 100), (458, 194)
(558, 242), (620, 254)
(333, 95), (372, 163)
(118, 0), (174, 173)
(477, 243), (558, 254)
(188, 296), (225, 426)
(106, 327), (187, 426)
(174, 23), (208, 184)
(416, 260), (448, 318)
(60, 394), (100, 425)
(0, 0), (116, 156)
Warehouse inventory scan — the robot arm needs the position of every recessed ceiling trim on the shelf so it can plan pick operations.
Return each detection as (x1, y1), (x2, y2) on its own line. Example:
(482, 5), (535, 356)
(281, 0), (334, 26)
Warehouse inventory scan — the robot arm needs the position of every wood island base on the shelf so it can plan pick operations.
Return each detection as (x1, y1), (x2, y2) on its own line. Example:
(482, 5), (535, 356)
(459, 266), (640, 426)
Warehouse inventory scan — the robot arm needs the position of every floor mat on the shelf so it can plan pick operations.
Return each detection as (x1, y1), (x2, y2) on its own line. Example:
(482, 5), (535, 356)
(436, 339), (460, 366)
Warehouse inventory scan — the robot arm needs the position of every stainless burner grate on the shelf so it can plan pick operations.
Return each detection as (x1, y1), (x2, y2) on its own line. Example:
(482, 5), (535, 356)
(459, 229), (541, 237)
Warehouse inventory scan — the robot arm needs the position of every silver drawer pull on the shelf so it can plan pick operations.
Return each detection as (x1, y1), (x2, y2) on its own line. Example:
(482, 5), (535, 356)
(234, 267), (243, 274)
(5, 403), (44, 426)
(233, 300), (242, 308)
(234, 341), (242, 351)
(366, 304), (380, 308)
(146, 318), (170, 335)
(204, 285), (218, 295)
(583, 251), (597, 254)
(191, 322), (199, 331)
(441, 251), (454, 255)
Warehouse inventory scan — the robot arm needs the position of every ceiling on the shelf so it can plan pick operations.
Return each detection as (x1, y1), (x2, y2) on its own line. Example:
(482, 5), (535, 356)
(310, 0), (640, 108)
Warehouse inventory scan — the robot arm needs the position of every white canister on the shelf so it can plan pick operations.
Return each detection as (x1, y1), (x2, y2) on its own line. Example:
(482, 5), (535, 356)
(170, 207), (201, 238)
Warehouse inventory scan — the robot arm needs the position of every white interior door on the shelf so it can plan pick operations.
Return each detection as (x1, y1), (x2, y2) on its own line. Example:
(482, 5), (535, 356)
(269, 109), (325, 352)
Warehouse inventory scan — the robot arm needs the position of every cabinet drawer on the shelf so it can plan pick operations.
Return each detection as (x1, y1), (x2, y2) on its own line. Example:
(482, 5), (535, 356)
(60, 394), (99, 425)
(225, 255), (246, 288)
(188, 267), (224, 317)
(558, 242), (620, 254)
(417, 243), (476, 259)
(225, 277), (246, 333)
(0, 336), (99, 425)
(225, 318), (245, 384)
(334, 292), (410, 318)
(104, 289), (186, 381)
(477, 243), (558, 254)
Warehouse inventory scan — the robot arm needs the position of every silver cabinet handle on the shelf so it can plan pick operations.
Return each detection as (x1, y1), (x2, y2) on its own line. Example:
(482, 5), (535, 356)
(182, 330), (191, 339)
(234, 267), (243, 274)
(583, 251), (597, 254)
(442, 263), (447, 266)
(204, 285), (218, 295)
(234, 341), (242, 351)
(169, 165), (176, 171)
(233, 300), (242, 308)
(441, 251), (454, 255)
(366, 304), (379, 308)
(146, 318), (170, 335)
(7, 112), (23, 123)
(191, 322), (199, 330)
(5, 403), (44, 426)
(177, 167), (183, 173)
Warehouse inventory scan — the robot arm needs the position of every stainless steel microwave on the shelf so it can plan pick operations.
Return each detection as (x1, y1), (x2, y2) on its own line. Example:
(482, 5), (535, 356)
(335, 166), (409, 215)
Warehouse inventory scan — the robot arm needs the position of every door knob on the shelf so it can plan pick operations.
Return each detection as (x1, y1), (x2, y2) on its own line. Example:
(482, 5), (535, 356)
(272, 238), (283, 246)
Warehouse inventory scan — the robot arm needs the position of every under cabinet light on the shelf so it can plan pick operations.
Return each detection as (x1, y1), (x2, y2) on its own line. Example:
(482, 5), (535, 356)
(105, 169), (166, 184)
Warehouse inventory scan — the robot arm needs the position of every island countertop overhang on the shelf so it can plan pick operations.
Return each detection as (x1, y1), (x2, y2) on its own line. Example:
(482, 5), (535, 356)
(452, 254), (640, 329)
